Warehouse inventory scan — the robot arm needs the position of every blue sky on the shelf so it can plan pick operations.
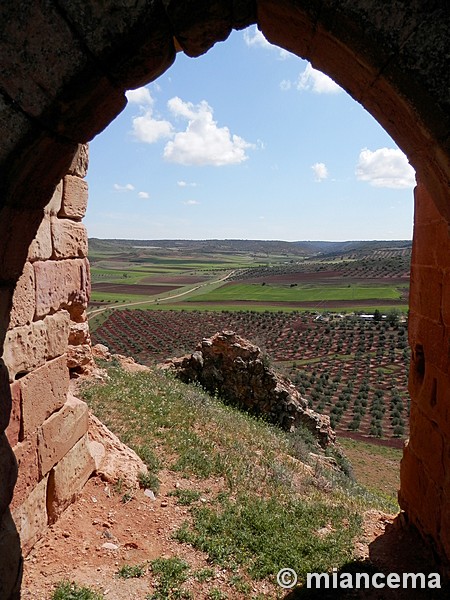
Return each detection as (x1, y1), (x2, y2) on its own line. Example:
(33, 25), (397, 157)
(85, 26), (415, 242)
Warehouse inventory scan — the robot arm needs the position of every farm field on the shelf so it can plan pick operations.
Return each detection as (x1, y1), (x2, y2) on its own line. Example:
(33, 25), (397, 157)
(91, 309), (410, 446)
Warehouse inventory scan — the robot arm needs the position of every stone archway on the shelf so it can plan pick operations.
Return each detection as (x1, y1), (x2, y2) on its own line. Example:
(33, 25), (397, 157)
(0, 1), (449, 597)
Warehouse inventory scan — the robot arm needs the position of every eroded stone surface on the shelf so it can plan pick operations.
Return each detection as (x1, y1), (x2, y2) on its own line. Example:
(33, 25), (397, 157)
(9, 262), (35, 329)
(163, 330), (335, 447)
(12, 474), (49, 555)
(59, 175), (88, 220)
(51, 218), (88, 259)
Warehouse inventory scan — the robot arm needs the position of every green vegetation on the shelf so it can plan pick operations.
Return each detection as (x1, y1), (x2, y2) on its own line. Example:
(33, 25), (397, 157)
(191, 282), (403, 303)
(81, 363), (398, 593)
(52, 581), (104, 600)
(117, 563), (147, 579)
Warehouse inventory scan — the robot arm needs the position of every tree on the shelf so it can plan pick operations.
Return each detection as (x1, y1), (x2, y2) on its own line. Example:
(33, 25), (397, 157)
(373, 309), (382, 322)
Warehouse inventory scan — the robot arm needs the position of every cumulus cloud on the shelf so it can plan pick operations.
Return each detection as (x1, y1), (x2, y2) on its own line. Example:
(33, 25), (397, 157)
(355, 148), (416, 189)
(243, 25), (290, 59)
(138, 191), (150, 199)
(126, 86), (153, 106)
(297, 63), (342, 94)
(114, 183), (135, 192)
(311, 162), (329, 182)
(163, 97), (254, 166)
(131, 111), (174, 144)
(183, 199), (200, 206)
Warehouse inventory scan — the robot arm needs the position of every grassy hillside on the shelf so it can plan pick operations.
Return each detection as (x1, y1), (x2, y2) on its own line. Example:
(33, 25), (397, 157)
(77, 361), (399, 598)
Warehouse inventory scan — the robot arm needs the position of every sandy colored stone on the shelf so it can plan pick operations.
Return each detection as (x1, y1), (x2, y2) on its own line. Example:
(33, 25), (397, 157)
(5, 382), (21, 448)
(67, 144), (89, 179)
(51, 218), (88, 259)
(34, 258), (90, 318)
(12, 474), (49, 555)
(20, 355), (69, 437)
(3, 311), (70, 381)
(8, 261), (35, 329)
(47, 433), (95, 523)
(59, 175), (88, 220)
(44, 180), (62, 216)
(38, 394), (89, 477)
(88, 413), (147, 488)
(67, 344), (93, 370)
(27, 215), (52, 262)
(11, 434), (38, 512)
(69, 321), (91, 346)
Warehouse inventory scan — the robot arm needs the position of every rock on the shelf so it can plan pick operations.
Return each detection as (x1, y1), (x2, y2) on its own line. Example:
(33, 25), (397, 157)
(88, 414), (148, 488)
(162, 331), (335, 447)
(91, 344), (111, 361)
(101, 542), (118, 551)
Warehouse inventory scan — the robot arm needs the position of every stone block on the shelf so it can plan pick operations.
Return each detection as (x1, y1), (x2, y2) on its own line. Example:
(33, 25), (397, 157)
(12, 474), (49, 555)
(38, 394), (89, 477)
(0, 510), (22, 599)
(27, 215), (52, 262)
(11, 435), (38, 512)
(3, 311), (70, 381)
(44, 181), (63, 216)
(67, 344), (93, 370)
(69, 321), (91, 346)
(5, 382), (21, 447)
(47, 433), (95, 523)
(0, 433), (18, 515)
(34, 259), (90, 318)
(8, 262), (35, 329)
(20, 355), (69, 437)
(59, 175), (88, 220)
(67, 144), (89, 178)
(51, 218), (88, 259)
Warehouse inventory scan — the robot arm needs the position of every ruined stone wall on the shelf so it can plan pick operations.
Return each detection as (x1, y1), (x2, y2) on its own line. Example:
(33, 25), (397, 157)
(3, 145), (94, 559)
(400, 182), (450, 569)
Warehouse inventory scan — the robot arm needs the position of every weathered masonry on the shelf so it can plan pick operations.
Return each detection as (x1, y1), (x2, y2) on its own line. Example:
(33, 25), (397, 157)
(0, 1), (449, 597)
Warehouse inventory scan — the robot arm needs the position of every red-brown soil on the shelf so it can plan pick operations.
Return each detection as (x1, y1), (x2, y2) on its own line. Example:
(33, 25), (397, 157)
(92, 283), (180, 295)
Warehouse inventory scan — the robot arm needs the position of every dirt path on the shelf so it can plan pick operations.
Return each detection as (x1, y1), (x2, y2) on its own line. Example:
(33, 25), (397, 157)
(88, 270), (236, 320)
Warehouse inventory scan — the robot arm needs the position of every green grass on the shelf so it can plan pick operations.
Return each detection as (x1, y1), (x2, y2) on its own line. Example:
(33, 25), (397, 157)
(81, 364), (397, 591)
(191, 283), (403, 303)
(149, 557), (191, 599)
(117, 563), (147, 579)
(52, 581), (104, 600)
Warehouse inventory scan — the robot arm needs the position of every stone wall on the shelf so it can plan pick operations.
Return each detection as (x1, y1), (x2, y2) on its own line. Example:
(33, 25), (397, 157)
(399, 182), (450, 569)
(3, 145), (94, 558)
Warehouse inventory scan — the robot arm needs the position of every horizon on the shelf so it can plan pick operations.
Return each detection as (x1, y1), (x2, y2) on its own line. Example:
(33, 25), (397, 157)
(89, 236), (412, 243)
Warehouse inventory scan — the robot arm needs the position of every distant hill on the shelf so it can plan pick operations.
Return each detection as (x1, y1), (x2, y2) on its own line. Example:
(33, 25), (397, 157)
(89, 238), (412, 259)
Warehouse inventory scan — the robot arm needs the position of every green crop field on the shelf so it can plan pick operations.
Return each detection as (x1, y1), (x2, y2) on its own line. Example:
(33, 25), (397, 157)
(190, 282), (403, 303)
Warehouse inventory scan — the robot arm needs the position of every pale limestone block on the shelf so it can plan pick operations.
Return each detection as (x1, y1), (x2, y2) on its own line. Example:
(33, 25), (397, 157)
(67, 344), (92, 370)
(12, 474), (49, 554)
(47, 433), (95, 523)
(34, 259), (90, 318)
(59, 174), (88, 220)
(27, 216), (52, 262)
(9, 261), (35, 329)
(51, 218), (88, 259)
(20, 355), (69, 437)
(38, 394), (89, 476)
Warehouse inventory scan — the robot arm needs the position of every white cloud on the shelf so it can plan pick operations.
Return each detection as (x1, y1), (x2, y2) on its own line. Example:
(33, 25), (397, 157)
(163, 97), (254, 166)
(126, 87), (153, 106)
(297, 63), (342, 94)
(131, 110), (174, 143)
(138, 191), (150, 199)
(243, 26), (290, 59)
(311, 162), (329, 182)
(355, 148), (416, 189)
(114, 183), (135, 191)
(183, 199), (200, 206)
(177, 180), (197, 188)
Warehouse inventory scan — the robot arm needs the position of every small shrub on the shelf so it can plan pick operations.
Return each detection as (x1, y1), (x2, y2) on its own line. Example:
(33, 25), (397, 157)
(117, 563), (146, 579)
(52, 581), (104, 600)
